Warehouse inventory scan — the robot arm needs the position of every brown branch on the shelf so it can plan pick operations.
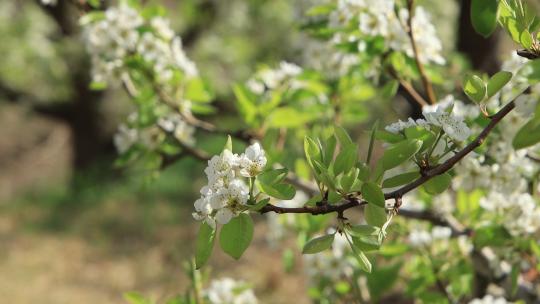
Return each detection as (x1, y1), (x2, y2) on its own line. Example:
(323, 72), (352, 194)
(388, 69), (429, 107)
(405, 0), (437, 105)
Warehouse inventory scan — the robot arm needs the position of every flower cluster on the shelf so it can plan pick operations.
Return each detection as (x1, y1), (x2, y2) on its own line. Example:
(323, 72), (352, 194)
(385, 95), (472, 142)
(245, 61), (303, 95)
(408, 225), (452, 247)
(204, 277), (258, 304)
(479, 192), (540, 236)
(193, 143), (267, 228)
(82, 4), (198, 88)
(113, 112), (195, 154)
(328, 0), (445, 65)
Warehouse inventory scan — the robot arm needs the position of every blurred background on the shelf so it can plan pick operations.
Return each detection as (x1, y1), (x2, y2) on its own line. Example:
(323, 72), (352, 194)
(0, 0), (537, 303)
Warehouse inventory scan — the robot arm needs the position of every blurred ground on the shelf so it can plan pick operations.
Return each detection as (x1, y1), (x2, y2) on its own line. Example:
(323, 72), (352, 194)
(0, 198), (309, 304)
(0, 104), (309, 303)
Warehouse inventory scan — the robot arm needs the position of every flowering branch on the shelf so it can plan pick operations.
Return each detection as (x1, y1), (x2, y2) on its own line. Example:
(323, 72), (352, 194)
(259, 98), (517, 216)
(405, 0), (436, 105)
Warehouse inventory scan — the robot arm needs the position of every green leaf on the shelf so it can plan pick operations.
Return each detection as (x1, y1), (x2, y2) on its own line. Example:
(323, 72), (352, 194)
(512, 117), (540, 149)
(333, 144), (358, 176)
(195, 222), (216, 269)
(352, 235), (381, 252)
(473, 225), (511, 247)
(361, 182), (386, 207)
(323, 135), (337, 167)
(353, 250), (372, 273)
(365, 205), (387, 227)
(256, 168), (296, 199)
(463, 73), (487, 103)
(380, 139), (422, 170)
(267, 107), (317, 128)
(381, 80), (399, 98)
(219, 214), (254, 260)
(349, 224), (380, 237)
(487, 71), (513, 97)
(258, 168), (288, 184)
(185, 78), (212, 103)
(233, 84), (257, 125)
(340, 168), (359, 193)
(334, 125), (353, 146)
(520, 30), (533, 49)
(124, 292), (152, 304)
(302, 234), (335, 254)
(423, 173), (452, 194)
(257, 181), (295, 200)
(382, 171), (420, 188)
(471, 0), (499, 37)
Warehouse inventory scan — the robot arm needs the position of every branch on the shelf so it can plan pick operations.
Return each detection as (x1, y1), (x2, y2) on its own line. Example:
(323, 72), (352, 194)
(259, 99), (517, 215)
(405, 0), (437, 104)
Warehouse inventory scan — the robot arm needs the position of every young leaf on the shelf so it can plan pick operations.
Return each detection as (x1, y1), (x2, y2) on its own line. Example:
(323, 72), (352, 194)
(334, 125), (353, 146)
(323, 134), (337, 167)
(302, 234), (335, 254)
(353, 250), (372, 273)
(304, 136), (322, 171)
(340, 168), (359, 193)
(471, 0), (499, 37)
(195, 222), (216, 269)
(487, 71), (513, 97)
(333, 144), (358, 176)
(219, 214), (254, 260)
(463, 73), (487, 103)
(365, 205), (387, 227)
(380, 139), (422, 170)
(361, 182), (386, 207)
(257, 168), (296, 199)
(224, 135), (233, 151)
(423, 173), (452, 194)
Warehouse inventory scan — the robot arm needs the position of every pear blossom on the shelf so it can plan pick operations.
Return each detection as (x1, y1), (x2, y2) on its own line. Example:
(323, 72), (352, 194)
(239, 143), (267, 177)
(194, 144), (267, 225)
(423, 103), (471, 142)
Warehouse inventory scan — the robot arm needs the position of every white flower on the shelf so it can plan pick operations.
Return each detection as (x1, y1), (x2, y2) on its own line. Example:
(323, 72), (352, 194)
(431, 226), (452, 240)
(215, 208), (234, 225)
(151, 17), (175, 40)
(514, 94), (537, 117)
(114, 124), (138, 153)
(408, 229), (432, 247)
(205, 278), (258, 304)
(239, 143), (267, 177)
(423, 103), (471, 142)
(193, 198), (216, 229)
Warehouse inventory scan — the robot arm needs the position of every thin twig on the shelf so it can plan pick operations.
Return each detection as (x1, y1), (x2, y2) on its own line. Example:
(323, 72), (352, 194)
(405, 0), (436, 104)
(388, 69), (429, 107)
